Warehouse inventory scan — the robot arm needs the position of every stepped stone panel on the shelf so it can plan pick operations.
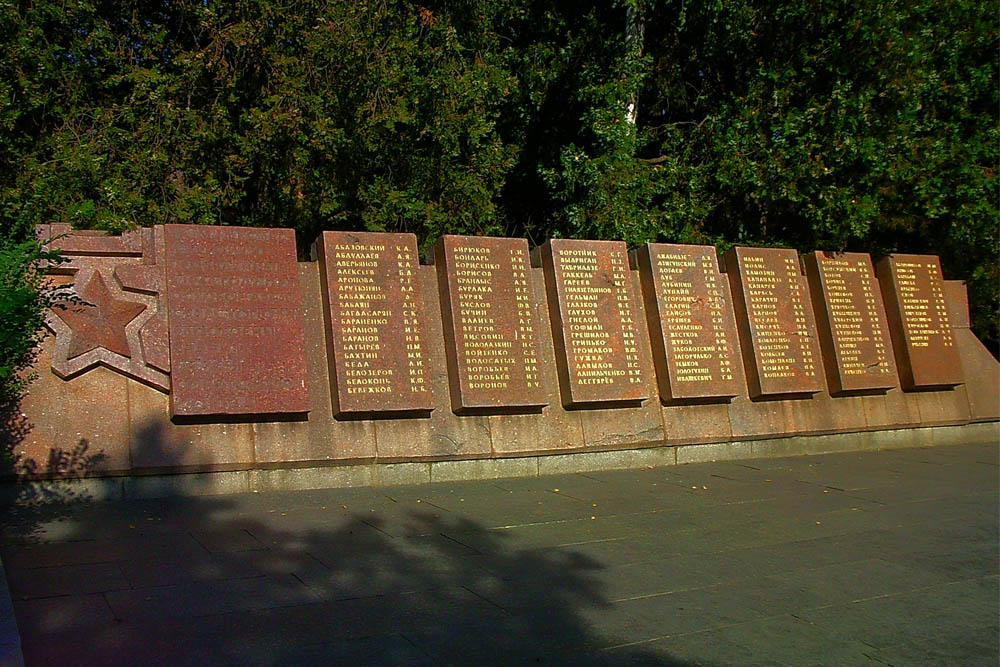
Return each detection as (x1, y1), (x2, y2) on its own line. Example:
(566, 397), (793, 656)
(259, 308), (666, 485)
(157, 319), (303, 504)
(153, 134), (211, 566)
(804, 251), (898, 394)
(316, 231), (434, 417)
(37, 223), (144, 260)
(432, 235), (547, 413)
(634, 243), (740, 402)
(724, 247), (824, 398)
(535, 239), (648, 407)
(876, 254), (963, 390)
(163, 224), (309, 418)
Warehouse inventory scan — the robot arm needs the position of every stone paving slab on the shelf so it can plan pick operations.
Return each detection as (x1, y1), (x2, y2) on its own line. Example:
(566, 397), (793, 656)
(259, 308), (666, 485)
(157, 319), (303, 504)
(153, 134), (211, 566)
(1, 441), (997, 666)
(0, 554), (22, 667)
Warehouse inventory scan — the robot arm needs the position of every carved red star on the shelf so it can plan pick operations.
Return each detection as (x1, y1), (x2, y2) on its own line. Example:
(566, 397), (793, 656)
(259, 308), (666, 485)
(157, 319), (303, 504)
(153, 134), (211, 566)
(52, 271), (146, 359)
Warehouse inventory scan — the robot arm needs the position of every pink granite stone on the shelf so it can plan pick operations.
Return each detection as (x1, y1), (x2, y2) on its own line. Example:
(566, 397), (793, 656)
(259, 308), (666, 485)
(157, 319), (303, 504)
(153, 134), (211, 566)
(634, 243), (741, 402)
(316, 231), (434, 417)
(876, 254), (963, 389)
(535, 239), (649, 406)
(432, 235), (548, 413)
(163, 224), (309, 418)
(724, 247), (824, 398)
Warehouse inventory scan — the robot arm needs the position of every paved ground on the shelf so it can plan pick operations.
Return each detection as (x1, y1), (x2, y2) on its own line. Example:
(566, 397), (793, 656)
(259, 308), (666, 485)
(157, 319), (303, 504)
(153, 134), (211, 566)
(0, 441), (997, 666)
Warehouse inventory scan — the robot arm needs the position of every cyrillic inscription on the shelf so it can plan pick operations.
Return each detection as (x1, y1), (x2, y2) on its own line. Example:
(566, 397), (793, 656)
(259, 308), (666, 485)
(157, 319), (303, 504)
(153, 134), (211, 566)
(725, 247), (823, 397)
(635, 243), (740, 400)
(317, 231), (433, 416)
(876, 254), (963, 389)
(434, 235), (546, 412)
(804, 251), (897, 394)
(537, 239), (648, 406)
(164, 224), (309, 417)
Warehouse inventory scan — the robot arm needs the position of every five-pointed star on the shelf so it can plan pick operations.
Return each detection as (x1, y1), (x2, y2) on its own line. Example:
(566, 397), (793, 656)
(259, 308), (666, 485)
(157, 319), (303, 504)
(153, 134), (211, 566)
(52, 271), (146, 359)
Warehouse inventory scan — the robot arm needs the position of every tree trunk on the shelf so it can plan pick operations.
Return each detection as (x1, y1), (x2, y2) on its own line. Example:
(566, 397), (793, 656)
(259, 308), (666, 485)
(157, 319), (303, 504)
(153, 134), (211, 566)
(624, 1), (645, 128)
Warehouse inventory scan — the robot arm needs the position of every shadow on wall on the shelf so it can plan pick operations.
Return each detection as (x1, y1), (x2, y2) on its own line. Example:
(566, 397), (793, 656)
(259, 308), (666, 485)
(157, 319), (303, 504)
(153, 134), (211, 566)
(1, 388), (107, 503)
(0, 405), (196, 546)
(0, 417), (696, 664)
(129, 416), (195, 475)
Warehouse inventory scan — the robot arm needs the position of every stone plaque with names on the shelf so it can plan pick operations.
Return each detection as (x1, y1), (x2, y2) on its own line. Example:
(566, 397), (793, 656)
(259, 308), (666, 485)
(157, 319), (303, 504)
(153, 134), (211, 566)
(876, 254), (963, 389)
(536, 239), (648, 406)
(635, 243), (740, 401)
(163, 224), (309, 418)
(317, 231), (433, 417)
(433, 235), (547, 413)
(724, 247), (823, 398)
(804, 251), (898, 394)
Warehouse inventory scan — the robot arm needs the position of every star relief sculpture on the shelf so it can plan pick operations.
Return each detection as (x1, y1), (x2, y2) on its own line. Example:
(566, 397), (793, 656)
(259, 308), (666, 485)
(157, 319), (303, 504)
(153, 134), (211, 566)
(45, 266), (171, 391)
(53, 270), (146, 359)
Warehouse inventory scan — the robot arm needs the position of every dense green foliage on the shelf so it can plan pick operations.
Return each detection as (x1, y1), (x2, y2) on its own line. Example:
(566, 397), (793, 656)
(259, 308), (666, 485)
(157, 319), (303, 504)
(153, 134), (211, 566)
(0, 238), (62, 409)
(1, 0), (996, 351)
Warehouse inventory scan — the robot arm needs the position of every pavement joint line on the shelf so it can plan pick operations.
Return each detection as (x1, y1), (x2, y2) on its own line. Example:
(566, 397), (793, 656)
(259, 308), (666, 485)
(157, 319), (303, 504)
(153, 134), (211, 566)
(458, 584), (508, 613)
(436, 532), (481, 554)
(553, 537), (627, 548)
(609, 581), (727, 603)
(399, 631), (433, 659)
(577, 472), (612, 484)
(597, 610), (811, 652)
(187, 531), (215, 555)
(359, 519), (396, 539)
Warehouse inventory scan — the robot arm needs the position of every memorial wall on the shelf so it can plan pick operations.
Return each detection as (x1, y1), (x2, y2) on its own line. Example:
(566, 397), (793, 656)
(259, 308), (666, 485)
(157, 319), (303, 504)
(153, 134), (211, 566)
(9, 223), (999, 483)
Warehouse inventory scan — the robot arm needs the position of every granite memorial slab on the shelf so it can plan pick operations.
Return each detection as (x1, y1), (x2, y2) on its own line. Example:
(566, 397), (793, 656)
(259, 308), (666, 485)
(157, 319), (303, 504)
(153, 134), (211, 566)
(316, 231), (434, 417)
(534, 239), (648, 407)
(634, 243), (740, 402)
(163, 224), (310, 418)
(11, 335), (133, 476)
(804, 251), (897, 394)
(876, 254), (963, 389)
(432, 235), (547, 413)
(724, 247), (823, 398)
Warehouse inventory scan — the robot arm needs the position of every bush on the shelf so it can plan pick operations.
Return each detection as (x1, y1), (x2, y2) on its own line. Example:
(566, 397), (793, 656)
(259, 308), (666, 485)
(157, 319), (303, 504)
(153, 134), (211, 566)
(0, 237), (63, 407)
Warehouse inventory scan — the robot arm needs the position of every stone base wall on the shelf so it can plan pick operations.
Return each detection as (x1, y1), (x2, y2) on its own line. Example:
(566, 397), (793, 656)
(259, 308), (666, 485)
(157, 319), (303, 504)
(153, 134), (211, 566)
(2, 422), (996, 503)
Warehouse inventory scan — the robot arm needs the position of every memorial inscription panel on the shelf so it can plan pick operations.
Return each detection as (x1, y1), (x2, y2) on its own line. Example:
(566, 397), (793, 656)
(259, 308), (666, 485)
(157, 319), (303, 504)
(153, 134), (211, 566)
(164, 224), (309, 418)
(434, 235), (547, 412)
(536, 239), (648, 406)
(876, 254), (962, 389)
(317, 231), (433, 416)
(804, 251), (897, 394)
(635, 243), (740, 401)
(724, 247), (823, 398)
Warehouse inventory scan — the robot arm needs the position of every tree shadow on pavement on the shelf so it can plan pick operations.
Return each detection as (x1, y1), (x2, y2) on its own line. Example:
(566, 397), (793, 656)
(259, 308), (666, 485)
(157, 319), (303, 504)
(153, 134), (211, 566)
(0, 408), (704, 666)
(0, 482), (697, 666)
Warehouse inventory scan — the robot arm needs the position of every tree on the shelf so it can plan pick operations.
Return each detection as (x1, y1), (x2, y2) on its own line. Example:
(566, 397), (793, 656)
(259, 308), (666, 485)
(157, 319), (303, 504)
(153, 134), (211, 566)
(1, 0), (995, 351)
(0, 236), (64, 437)
(1, 0), (517, 253)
